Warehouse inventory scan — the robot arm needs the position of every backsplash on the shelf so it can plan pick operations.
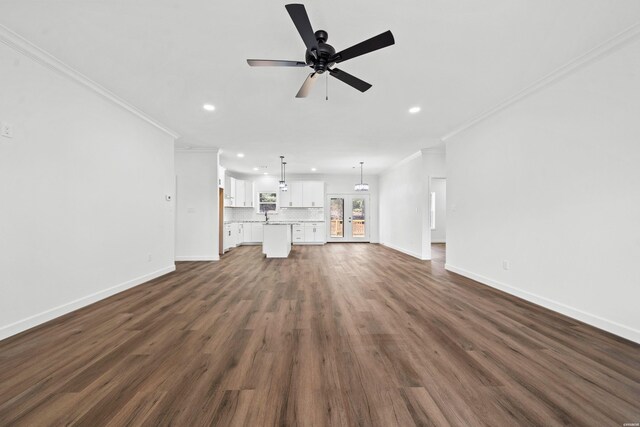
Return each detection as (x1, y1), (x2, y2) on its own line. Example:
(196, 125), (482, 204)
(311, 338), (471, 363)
(225, 207), (324, 222)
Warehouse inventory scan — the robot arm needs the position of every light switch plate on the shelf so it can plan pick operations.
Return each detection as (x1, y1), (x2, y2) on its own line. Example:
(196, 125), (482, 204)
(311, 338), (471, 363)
(0, 122), (13, 138)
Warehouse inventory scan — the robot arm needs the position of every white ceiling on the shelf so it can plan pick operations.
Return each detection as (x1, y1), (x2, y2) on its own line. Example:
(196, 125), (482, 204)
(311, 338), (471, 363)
(1, 1), (639, 174)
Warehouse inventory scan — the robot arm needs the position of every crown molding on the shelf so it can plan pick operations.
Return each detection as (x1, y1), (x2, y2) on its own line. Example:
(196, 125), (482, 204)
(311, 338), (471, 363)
(175, 147), (219, 153)
(380, 150), (422, 175)
(442, 22), (640, 142)
(0, 24), (180, 139)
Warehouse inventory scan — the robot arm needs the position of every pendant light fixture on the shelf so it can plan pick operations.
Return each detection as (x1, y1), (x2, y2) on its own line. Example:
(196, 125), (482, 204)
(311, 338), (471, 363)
(279, 156), (288, 191)
(354, 161), (369, 191)
(282, 161), (288, 192)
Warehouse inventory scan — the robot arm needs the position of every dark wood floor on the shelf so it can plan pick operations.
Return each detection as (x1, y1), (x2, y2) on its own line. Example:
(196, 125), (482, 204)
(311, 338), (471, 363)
(1, 244), (638, 426)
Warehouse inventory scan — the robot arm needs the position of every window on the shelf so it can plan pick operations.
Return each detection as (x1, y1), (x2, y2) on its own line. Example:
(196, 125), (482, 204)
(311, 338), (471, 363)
(259, 192), (277, 213)
(430, 192), (436, 230)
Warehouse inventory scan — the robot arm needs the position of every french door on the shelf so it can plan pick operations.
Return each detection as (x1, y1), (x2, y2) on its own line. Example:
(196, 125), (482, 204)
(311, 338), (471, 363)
(326, 194), (370, 242)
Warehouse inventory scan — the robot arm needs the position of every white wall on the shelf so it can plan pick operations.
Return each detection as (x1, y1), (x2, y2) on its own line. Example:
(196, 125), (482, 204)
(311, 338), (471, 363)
(379, 149), (445, 259)
(446, 37), (640, 343)
(379, 153), (426, 258)
(175, 150), (220, 261)
(0, 42), (176, 340)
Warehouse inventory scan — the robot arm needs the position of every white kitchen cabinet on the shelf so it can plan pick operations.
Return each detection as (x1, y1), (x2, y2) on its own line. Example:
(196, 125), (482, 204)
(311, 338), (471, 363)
(302, 223), (326, 243)
(235, 180), (245, 207)
(224, 177), (232, 207)
(251, 223), (264, 243)
(292, 225), (305, 244)
(225, 179), (254, 207)
(243, 223), (252, 242)
(278, 181), (322, 208)
(236, 223), (244, 245)
(223, 224), (233, 251)
(279, 182), (302, 208)
(304, 226), (315, 242)
(279, 187), (290, 208)
(290, 182), (304, 207)
(314, 224), (326, 242)
(302, 182), (324, 207)
(244, 181), (254, 207)
(229, 177), (237, 207)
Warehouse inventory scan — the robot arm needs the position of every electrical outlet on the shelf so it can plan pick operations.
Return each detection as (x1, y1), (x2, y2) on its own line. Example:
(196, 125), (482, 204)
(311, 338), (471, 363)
(148, 254), (153, 262)
(502, 260), (511, 270)
(0, 122), (13, 138)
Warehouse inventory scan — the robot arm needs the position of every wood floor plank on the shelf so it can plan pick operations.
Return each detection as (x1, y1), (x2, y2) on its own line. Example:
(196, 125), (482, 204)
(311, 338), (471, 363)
(0, 243), (638, 426)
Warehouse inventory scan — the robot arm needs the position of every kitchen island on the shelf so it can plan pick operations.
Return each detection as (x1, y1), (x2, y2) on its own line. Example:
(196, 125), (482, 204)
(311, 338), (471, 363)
(262, 223), (292, 258)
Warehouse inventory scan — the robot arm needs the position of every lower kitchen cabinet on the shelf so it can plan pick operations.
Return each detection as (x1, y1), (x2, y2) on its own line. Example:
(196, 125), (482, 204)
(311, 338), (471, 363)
(295, 223), (325, 244)
(250, 223), (264, 243)
(293, 225), (305, 244)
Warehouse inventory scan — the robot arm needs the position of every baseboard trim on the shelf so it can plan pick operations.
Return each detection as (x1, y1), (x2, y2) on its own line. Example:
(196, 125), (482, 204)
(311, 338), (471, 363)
(0, 265), (176, 341)
(175, 256), (219, 261)
(380, 242), (429, 260)
(444, 263), (640, 344)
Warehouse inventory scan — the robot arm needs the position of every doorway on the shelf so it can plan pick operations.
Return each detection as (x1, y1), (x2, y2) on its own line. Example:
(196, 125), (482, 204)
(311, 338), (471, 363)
(326, 194), (370, 242)
(430, 178), (446, 243)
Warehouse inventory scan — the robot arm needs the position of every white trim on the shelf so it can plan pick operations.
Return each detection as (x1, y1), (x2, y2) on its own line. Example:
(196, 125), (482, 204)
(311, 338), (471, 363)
(441, 22), (640, 142)
(0, 265), (176, 341)
(174, 147), (220, 153)
(380, 151), (422, 175)
(0, 24), (179, 139)
(380, 242), (430, 260)
(444, 264), (640, 344)
(175, 255), (220, 261)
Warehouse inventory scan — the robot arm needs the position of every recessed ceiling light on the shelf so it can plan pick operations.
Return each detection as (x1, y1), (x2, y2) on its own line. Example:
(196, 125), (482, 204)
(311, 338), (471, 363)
(237, 153), (245, 158)
(311, 168), (317, 171)
(409, 106), (421, 114)
(203, 104), (215, 111)
(263, 172), (268, 175)
(253, 167), (259, 171)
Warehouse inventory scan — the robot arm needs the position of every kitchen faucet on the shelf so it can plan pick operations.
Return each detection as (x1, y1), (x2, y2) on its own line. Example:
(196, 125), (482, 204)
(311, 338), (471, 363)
(264, 211), (269, 223)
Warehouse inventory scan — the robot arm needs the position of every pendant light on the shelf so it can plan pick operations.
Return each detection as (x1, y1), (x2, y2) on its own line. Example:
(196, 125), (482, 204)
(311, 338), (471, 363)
(282, 161), (288, 192)
(354, 161), (369, 191)
(279, 156), (288, 191)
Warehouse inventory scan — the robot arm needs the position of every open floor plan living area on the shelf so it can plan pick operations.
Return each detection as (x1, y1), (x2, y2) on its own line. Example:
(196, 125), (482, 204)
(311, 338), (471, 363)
(1, 1), (639, 426)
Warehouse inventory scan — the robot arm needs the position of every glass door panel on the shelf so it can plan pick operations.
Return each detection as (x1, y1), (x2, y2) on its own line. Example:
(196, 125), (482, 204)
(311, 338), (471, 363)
(326, 194), (369, 242)
(330, 198), (344, 237)
(351, 197), (366, 238)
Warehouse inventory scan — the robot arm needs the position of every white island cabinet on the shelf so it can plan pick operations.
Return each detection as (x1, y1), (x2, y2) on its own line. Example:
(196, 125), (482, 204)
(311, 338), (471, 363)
(263, 224), (292, 258)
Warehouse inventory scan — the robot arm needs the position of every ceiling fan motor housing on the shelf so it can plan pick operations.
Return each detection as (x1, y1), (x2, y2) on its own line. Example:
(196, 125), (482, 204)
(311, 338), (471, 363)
(305, 30), (335, 73)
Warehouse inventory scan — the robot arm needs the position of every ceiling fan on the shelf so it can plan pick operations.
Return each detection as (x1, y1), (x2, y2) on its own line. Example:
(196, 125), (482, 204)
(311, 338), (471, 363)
(247, 3), (395, 98)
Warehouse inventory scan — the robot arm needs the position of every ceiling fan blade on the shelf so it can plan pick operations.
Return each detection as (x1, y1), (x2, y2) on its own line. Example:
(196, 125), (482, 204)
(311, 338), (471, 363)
(285, 4), (318, 52)
(329, 68), (372, 92)
(247, 59), (308, 67)
(332, 30), (395, 63)
(296, 73), (318, 98)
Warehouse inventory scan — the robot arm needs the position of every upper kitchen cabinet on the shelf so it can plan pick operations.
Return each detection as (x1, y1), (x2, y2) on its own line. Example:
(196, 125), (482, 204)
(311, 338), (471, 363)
(278, 181), (324, 208)
(279, 182), (303, 208)
(302, 181), (324, 207)
(243, 180), (254, 207)
(224, 176), (236, 207)
(224, 176), (254, 207)
(235, 178), (245, 206)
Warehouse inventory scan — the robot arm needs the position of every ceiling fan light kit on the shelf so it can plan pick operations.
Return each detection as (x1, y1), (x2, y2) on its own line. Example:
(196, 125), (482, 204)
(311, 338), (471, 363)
(247, 3), (395, 98)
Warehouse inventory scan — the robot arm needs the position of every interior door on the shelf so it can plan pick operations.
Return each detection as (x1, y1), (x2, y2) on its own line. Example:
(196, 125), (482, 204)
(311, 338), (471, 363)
(326, 194), (370, 242)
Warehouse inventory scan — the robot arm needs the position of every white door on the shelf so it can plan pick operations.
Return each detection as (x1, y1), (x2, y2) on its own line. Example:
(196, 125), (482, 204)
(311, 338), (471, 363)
(326, 194), (370, 242)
